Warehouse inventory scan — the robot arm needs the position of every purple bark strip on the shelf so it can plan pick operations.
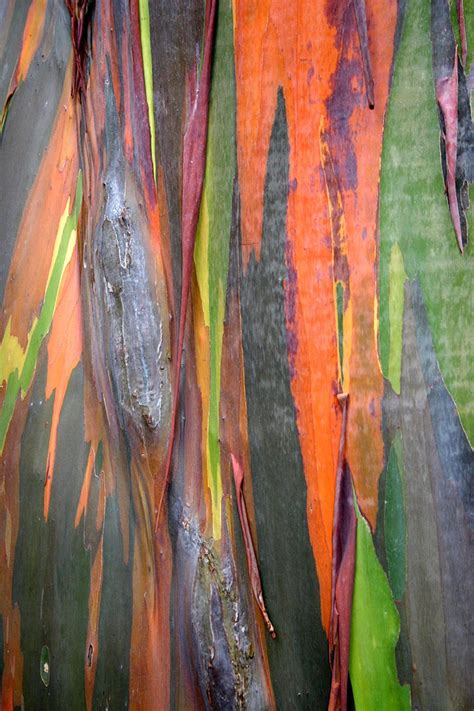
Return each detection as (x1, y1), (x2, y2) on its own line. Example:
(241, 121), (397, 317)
(328, 393), (356, 711)
(436, 49), (463, 252)
(353, 0), (375, 109)
(456, 0), (467, 67)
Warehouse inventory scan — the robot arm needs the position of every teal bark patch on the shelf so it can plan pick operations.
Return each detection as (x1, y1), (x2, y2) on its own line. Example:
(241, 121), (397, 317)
(384, 435), (406, 600)
(13, 363), (90, 710)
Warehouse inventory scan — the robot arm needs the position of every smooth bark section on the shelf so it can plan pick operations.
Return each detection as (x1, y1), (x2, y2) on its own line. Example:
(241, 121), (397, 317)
(379, 0), (474, 441)
(92, 496), (133, 709)
(400, 281), (473, 710)
(241, 89), (331, 709)
(14, 364), (90, 709)
(149, 0), (204, 308)
(0, 3), (71, 302)
(404, 282), (474, 709)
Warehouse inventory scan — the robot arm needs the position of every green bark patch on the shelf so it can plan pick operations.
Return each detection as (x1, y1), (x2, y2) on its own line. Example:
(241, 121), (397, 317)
(349, 500), (411, 711)
(379, 0), (474, 441)
(0, 174), (82, 452)
(194, 0), (236, 534)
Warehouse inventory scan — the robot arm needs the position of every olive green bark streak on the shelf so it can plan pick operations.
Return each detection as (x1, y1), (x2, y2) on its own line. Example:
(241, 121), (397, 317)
(384, 434), (406, 600)
(349, 497), (411, 711)
(195, 0), (236, 519)
(449, 0), (474, 69)
(464, 0), (474, 69)
(138, 0), (156, 181)
(386, 244), (407, 395)
(0, 174), (82, 452)
(378, 0), (474, 441)
(449, 0), (462, 57)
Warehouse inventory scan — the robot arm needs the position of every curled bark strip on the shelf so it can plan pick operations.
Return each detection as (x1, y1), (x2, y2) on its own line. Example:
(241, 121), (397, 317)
(64, 0), (93, 98)
(353, 0), (375, 109)
(0, 91), (15, 133)
(328, 393), (356, 711)
(156, 0), (218, 531)
(231, 454), (276, 639)
(436, 49), (463, 252)
(456, 0), (468, 67)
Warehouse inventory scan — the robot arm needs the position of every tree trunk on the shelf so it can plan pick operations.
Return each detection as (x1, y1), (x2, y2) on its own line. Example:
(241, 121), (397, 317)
(0, 0), (472, 709)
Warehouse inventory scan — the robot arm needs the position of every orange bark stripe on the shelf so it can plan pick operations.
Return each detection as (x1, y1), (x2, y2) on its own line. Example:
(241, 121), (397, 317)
(235, 0), (339, 631)
(1, 62), (77, 346)
(325, 0), (397, 527)
(44, 247), (82, 520)
(235, 0), (396, 630)
(14, 0), (47, 84)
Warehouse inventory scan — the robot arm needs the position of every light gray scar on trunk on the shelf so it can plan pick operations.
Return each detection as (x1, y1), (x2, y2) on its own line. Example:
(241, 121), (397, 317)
(93, 173), (171, 441)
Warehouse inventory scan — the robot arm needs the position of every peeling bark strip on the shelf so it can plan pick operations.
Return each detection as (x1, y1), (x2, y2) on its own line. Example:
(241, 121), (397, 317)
(456, 0), (467, 67)
(435, 50), (463, 252)
(353, 0), (375, 108)
(156, 0), (217, 530)
(231, 455), (276, 639)
(64, 0), (93, 98)
(329, 393), (356, 711)
(430, 0), (472, 253)
(3, 0), (473, 706)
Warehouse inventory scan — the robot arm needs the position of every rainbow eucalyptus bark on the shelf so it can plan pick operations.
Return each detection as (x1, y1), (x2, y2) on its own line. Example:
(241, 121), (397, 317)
(0, 0), (273, 707)
(328, 395), (356, 711)
(69, 1), (174, 707)
(1, 0), (473, 710)
(67, 0), (273, 708)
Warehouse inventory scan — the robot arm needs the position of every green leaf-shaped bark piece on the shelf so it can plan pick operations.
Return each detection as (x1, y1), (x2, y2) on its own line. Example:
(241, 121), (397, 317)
(349, 501), (411, 710)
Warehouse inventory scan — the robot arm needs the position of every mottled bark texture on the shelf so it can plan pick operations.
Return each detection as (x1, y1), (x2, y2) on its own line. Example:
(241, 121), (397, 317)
(1, 0), (472, 709)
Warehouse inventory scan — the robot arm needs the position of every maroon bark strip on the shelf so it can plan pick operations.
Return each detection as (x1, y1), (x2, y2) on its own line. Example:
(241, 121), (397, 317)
(156, 0), (217, 530)
(456, 0), (468, 67)
(129, 0), (156, 202)
(64, 0), (92, 98)
(353, 0), (375, 109)
(436, 49), (463, 252)
(328, 393), (356, 711)
(231, 454), (276, 639)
